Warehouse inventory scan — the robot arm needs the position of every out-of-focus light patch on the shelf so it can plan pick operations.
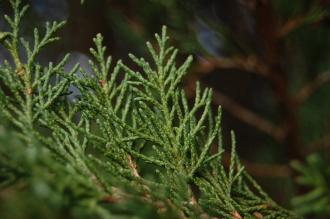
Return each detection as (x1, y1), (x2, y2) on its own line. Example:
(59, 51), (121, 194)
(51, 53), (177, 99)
(64, 52), (93, 101)
(196, 20), (224, 57)
(30, 0), (69, 21)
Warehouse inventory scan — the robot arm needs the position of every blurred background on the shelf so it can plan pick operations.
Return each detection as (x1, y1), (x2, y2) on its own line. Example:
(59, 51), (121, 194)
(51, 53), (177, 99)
(1, 0), (330, 218)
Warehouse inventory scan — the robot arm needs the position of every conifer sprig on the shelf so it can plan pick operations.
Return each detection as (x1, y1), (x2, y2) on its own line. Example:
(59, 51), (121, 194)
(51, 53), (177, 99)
(0, 1), (300, 218)
(0, 0), (77, 147)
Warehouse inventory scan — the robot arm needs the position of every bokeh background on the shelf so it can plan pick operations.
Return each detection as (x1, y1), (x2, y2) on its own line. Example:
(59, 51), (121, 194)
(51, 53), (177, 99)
(1, 0), (330, 218)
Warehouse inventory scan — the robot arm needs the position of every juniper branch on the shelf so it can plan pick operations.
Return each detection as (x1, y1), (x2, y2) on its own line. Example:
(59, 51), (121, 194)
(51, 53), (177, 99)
(0, 1), (301, 219)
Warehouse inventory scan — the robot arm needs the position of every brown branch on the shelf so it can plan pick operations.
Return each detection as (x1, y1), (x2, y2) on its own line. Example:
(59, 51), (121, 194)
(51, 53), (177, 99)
(193, 56), (270, 77)
(303, 133), (330, 156)
(222, 152), (292, 178)
(211, 88), (285, 142)
(278, 12), (328, 38)
(277, 16), (304, 38)
(242, 159), (291, 178)
(127, 154), (140, 177)
(253, 212), (264, 219)
(232, 211), (243, 219)
(295, 71), (330, 105)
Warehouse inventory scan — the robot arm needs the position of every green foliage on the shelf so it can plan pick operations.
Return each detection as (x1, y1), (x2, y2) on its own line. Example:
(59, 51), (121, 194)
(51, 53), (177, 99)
(0, 1), (299, 218)
(291, 153), (330, 218)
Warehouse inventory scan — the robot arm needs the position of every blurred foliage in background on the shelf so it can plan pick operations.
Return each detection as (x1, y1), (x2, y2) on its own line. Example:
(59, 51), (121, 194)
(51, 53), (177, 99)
(0, 0), (330, 218)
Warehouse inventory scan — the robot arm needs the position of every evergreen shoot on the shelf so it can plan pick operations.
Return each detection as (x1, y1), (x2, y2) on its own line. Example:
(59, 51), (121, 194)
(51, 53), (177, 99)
(0, 1), (300, 218)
